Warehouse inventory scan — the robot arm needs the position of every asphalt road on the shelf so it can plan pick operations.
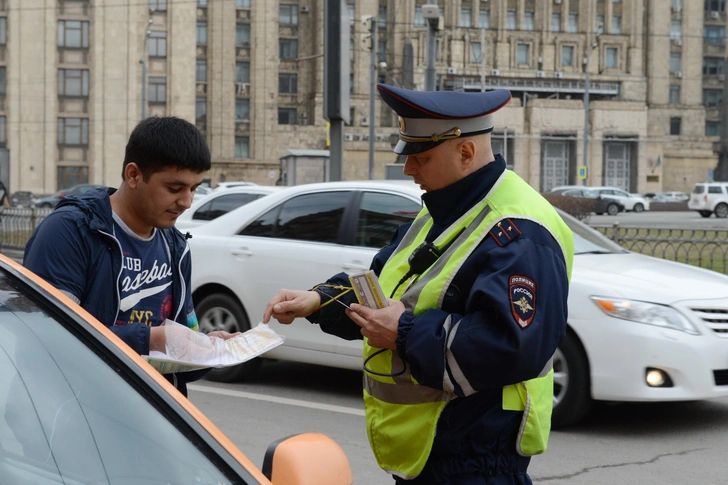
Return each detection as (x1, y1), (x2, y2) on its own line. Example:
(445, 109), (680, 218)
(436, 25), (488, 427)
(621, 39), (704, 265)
(588, 210), (728, 230)
(188, 360), (728, 485)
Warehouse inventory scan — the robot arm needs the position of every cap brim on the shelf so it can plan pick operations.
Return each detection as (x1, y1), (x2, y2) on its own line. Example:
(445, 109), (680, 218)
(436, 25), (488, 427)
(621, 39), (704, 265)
(394, 139), (446, 155)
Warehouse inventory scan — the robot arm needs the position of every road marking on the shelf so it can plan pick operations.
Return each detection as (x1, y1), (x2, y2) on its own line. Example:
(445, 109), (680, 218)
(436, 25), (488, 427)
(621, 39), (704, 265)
(188, 383), (366, 416)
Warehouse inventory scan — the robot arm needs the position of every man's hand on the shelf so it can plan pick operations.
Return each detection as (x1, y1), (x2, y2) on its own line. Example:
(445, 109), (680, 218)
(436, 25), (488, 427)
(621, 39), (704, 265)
(263, 289), (321, 324)
(346, 299), (405, 350)
(162, 320), (227, 363)
(207, 330), (241, 340)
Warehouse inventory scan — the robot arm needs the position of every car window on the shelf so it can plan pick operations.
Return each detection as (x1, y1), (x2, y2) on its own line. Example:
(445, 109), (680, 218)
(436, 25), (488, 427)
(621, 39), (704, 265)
(708, 186), (723, 194)
(615, 190), (630, 197)
(0, 274), (238, 484)
(240, 191), (352, 243)
(355, 192), (421, 248)
(193, 193), (262, 221)
(556, 209), (624, 254)
(692, 185), (705, 194)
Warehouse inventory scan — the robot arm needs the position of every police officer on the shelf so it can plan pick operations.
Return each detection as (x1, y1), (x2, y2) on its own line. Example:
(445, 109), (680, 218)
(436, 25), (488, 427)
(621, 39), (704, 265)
(263, 84), (574, 485)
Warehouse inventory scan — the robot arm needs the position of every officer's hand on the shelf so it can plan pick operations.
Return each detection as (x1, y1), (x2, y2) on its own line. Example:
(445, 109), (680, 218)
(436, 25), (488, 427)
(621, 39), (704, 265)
(263, 289), (321, 325)
(346, 299), (404, 350)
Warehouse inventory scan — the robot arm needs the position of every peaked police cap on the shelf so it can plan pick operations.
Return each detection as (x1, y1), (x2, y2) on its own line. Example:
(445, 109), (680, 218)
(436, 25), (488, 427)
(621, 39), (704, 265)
(377, 84), (512, 155)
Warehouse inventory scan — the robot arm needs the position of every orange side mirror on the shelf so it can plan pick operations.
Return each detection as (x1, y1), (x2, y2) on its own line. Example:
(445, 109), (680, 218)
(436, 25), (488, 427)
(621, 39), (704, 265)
(262, 433), (354, 485)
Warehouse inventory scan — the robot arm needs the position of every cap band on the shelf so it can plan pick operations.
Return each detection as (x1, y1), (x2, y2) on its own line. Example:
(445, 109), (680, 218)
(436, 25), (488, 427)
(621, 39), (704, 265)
(398, 114), (494, 144)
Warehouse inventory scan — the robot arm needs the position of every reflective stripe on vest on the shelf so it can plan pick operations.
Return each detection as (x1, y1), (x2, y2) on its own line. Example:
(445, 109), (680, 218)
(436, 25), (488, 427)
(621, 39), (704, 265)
(363, 170), (574, 478)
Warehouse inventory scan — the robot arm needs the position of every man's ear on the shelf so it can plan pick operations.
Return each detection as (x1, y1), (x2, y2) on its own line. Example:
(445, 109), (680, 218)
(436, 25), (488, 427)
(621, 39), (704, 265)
(124, 163), (142, 189)
(459, 139), (477, 167)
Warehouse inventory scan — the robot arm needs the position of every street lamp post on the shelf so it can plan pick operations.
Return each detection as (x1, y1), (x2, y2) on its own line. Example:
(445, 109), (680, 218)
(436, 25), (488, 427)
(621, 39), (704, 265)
(140, 18), (153, 121)
(582, 35), (600, 186)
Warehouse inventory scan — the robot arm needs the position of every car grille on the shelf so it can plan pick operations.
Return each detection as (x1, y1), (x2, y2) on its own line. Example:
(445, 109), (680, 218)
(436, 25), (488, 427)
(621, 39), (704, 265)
(690, 307), (728, 337)
(714, 370), (728, 386)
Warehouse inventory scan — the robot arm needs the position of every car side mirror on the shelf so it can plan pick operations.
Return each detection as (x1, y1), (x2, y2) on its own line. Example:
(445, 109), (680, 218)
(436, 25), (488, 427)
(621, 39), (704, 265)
(263, 433), (354, 485)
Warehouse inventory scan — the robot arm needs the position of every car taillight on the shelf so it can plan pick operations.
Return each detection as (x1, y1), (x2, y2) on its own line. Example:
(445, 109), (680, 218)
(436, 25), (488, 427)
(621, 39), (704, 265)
(57, 192), (66, 198)
(704, 195), (708, 202)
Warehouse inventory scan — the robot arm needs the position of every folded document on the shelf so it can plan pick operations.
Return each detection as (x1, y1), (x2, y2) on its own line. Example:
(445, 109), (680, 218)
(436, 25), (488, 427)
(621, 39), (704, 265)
(144, 323), (285, 374)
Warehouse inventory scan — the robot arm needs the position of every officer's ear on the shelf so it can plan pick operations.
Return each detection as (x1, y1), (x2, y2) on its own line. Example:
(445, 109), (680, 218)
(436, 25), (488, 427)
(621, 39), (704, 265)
(458, 139), (477, 168)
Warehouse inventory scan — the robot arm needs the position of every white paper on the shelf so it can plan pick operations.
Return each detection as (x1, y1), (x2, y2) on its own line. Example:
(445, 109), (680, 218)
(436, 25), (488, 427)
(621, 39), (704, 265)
(143, 323), (284, 373)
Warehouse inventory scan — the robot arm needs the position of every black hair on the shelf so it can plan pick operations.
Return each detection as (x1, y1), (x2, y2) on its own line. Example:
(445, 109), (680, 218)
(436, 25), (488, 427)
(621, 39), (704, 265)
(122, 116), (211, 181)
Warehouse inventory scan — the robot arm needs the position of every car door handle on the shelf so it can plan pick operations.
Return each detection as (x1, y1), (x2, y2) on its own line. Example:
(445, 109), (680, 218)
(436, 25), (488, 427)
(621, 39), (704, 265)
(231, 248), (252, 257)
(342, 261), (369, 271)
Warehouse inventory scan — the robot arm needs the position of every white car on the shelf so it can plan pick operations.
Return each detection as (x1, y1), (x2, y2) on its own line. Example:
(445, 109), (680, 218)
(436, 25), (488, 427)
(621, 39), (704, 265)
(177, 185), (281, 230)
(552, 185), (650, 212)
(212, 181), (259, 192)
(688, 182), (728, 218)
(188, 181), (728, 427)
(192, 184), (212, 203)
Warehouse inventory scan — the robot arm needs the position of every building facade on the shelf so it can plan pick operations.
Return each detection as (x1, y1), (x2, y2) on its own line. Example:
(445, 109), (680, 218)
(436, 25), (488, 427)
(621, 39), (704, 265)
(0, 0), (723, 193)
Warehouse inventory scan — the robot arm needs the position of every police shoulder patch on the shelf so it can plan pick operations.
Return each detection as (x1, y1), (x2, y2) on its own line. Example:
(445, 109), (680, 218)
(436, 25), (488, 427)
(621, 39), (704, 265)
(509, 275), (536, 329)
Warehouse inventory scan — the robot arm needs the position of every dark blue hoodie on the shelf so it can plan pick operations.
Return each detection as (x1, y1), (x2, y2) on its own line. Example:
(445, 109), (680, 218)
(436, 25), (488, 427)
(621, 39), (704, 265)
(24, 187), (205, 394)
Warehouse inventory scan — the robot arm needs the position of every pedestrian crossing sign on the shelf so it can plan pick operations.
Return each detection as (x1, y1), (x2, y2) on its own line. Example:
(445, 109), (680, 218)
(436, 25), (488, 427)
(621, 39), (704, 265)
(578, 166), (588, 180)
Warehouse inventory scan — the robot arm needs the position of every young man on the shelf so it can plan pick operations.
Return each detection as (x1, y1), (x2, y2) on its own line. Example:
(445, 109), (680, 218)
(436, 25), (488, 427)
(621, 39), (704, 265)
(24, 116), (236, 396)
(264, 85), (574, 484)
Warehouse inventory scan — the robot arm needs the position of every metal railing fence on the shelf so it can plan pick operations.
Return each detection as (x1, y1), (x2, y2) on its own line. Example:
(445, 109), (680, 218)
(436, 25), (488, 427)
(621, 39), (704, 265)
(0, 207), (53, 251)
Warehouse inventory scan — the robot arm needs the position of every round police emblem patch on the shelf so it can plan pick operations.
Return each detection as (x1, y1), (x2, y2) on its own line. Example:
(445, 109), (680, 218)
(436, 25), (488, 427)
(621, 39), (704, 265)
(509, 275), (536, 329)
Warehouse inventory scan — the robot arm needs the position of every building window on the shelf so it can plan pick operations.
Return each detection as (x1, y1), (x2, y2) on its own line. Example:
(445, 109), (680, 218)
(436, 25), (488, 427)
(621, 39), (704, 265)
(414, 5), (425, 26)
(57, 166), (88, 190)
(0, 116), (5, 146)
(471, 42), (483, 63)
(235, 98), (250, 122)
(235, 136), (250, 158)
(670, 20), (682, 40)
(378, 40), (387, 63)
(703, 88), (723, 107)
(568, 13), (578, 33)
(551, 13), (561, 32)
(561, 45), (574, 67)
(236, 61), (250, 83)
(669, 85), (681, 105)
(0, 18), (6, 45)
(236, 24), (250, 46)
(460, 7), (471, 27)
(703, 57), (724, 75)
(279, 4), (299, 25)
(347, 3), (355, 25)
(507, 10), (516, 30)
(670, 117), (681, 135)
(197, 22), (207, 45)
(197, 0), (208, 6)
(379, 6), (387, 28)
(279, 73), (298, 93)
(58, 69), (89, 97)
(236, 0), (251, 7)
(195, 97), (206, 123)
(670, 53), (682, 73)
(148, 31), (167, 58)
(0, 67), (6, 96)
(58, 118), (89, 146)
(524, 11), (535, 31)
(704, 25), (725, 45)
(516, 44), (530, 65)
(479, 8), (490, 28)
(672, 0), (682, 8)
(596, 15), (605, 34)
(706, 121), (721, 136)
(279, 39), (298, 60)
(278, 108), (297, 125)
(58, 20), (89, 48)
(148, 77), (166, 104)
(196, 60), (207, 82)
(611, 15), (621, 34)
(149, 0), (167, 11)
(605, 47), (618, 69)
(705, 0), (726, 12)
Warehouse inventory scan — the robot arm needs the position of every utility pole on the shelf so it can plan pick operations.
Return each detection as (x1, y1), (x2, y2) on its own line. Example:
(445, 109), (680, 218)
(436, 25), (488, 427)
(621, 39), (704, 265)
(364, 16), (378, 180)
(422, 2), (439, 91)
(581, 33), (600, 186)
(140, 17), (153, 121)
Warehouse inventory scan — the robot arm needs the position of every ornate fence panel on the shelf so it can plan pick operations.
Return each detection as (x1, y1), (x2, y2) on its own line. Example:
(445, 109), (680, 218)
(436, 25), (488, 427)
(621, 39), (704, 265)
(592, 224), (728, 275)
(0, 207), (53, 251)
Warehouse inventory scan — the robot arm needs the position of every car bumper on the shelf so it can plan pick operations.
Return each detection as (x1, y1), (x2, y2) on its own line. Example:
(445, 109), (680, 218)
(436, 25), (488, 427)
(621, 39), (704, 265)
(575, 300), (728, 403)
(688, 199), (709, 210)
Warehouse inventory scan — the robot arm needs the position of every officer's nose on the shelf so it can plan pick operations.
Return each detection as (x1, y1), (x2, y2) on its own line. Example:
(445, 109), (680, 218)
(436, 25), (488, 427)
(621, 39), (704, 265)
(403, 155), (417, 176)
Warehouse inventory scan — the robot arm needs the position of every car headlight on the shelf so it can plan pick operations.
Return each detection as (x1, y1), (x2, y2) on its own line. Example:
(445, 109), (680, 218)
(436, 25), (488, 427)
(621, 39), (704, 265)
(591, 297), (699, 335)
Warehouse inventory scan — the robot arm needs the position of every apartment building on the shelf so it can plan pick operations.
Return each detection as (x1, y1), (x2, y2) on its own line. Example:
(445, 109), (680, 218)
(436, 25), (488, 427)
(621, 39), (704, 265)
(0, 0), (724, 193)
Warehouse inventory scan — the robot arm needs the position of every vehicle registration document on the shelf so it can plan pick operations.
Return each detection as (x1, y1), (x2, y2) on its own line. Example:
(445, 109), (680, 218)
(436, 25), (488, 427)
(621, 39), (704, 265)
(144, 322), (285, 374)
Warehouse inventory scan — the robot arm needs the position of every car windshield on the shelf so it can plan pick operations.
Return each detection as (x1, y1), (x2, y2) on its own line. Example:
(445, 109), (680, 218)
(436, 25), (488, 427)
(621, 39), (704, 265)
(556, 209), (625, 255)
(0, 271), (239, 484)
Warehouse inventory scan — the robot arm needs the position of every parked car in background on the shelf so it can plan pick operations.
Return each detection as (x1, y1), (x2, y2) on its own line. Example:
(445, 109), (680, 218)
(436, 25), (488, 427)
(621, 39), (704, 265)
(34, 184), (104, 208)
(552, 186), (650, 212)
(0, 254), (353, 484)
(177, 185), (282, 230)
(10, 191), (37, 208)
(188, 182), (728, 427)
(193, 184), (213, 203)
(688, 182), (728, 218)
(213, 181), (259, 192)
(550, 188), (625, 216)
(660, 191), (690, 202)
